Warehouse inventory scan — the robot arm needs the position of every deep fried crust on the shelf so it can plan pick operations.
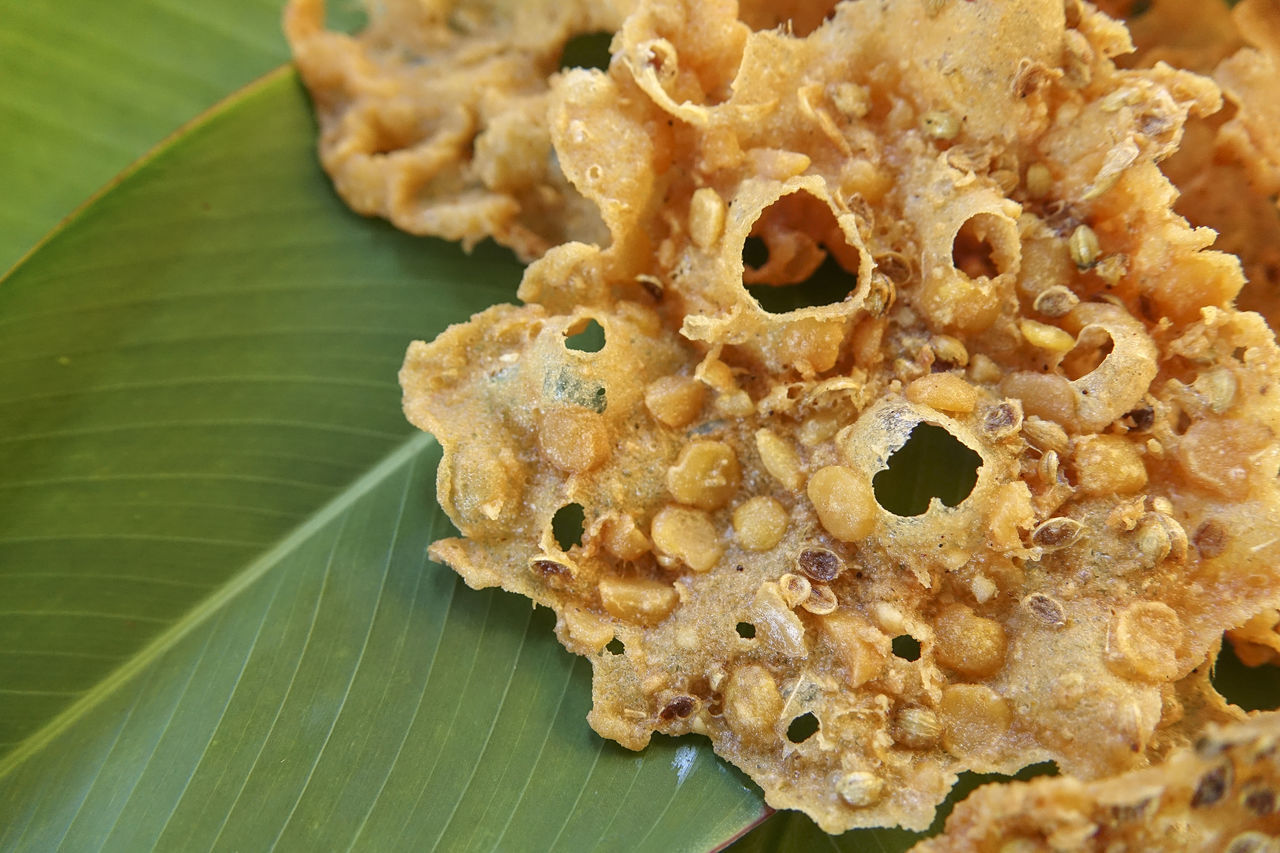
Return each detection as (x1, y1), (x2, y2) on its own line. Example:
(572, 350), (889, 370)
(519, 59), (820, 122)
(913, 711), (1280, 851)
(1103, 0), (1280, 325)
(384, 0), (1280, 835)
(284, 0), (629, 260)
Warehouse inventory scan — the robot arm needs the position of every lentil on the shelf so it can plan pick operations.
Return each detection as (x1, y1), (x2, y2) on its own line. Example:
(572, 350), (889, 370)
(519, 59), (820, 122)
(1110, 601), (1185, 682)
(651, 505), (724, 572)
(1073, 434), (1148, 496)
(1020, 318), (1076, 352)
(688, 187), (725, 249)
(820, 611), (886, 688)
(1024, 162), (1053, 198)
(723, 665), (783, 742)
(667, 440), (741, 510)
(755, 428), (804, 490)
(939, 684), (1013, 757)
(732, 496), (789, 551)
(540, 408), (609, 472)
(934, 604), (1008, 678)
(921, 110), (959, 140)
(807, 465), (877, 542)
(645, 375), (706, 428)
(598, 576), (679, 625)
(905, 372), (979, 413)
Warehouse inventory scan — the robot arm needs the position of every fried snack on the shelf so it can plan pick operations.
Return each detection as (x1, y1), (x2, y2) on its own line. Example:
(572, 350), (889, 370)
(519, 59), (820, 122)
(913, 711), (1280, 851)
(392, 0), (1280, 835)
(1097, 0), (1244, 74)
(1101, 0), (1280, 325)
(283, 0), (629, 260)
(1191, 0), (1280, 323)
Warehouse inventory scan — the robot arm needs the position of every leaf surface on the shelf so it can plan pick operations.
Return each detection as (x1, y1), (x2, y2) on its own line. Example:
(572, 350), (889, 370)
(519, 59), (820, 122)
(0, 0), (361, 273)
(0, 71), (763, 851)
(8, 3), (1274, 851)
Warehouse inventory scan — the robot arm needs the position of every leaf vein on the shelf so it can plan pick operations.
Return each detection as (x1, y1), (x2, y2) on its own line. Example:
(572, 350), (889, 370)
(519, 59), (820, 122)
(268, 458), (413, 848)
(205, 518), (345, 850)
(0, 434), (433, 783)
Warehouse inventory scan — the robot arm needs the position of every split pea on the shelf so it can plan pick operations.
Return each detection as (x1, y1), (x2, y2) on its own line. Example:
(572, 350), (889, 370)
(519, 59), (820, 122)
(1025, 162), (1053, 198)
(732, 496), (789, 551)
(807, 465), (877, 542)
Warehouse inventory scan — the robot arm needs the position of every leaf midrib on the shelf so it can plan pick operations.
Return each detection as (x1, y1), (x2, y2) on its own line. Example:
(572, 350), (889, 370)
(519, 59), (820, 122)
(0, 430), (435, 781)
(0, 63), (293, 285)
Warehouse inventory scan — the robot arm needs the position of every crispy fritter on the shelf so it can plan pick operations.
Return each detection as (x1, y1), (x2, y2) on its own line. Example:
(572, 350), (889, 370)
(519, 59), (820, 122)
(287, 0), (1280, 835)
(1103, 0), (1280, 324)
(284, 0), (628, 260)
(912, 711), (1280, 851)
(392, 0), (1280, 833)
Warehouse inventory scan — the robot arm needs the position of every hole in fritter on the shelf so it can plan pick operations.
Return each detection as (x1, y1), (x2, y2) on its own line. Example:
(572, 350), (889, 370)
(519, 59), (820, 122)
(873, 424), (982, 516)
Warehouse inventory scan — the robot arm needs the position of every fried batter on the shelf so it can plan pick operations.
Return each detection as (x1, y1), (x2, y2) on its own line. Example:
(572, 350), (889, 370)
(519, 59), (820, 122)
(284, 0), (629, 260)
(1105, 0), (1280, 324)
(393, 0), (1280, 832)
(291, 0), (1280, 836)
(913, 711), (1280, 851)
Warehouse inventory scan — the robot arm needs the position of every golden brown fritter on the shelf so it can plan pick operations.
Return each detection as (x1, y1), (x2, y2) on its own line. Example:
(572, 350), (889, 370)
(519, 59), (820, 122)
(913, 711), (1280, 851)
(292, 0), (1280, 836)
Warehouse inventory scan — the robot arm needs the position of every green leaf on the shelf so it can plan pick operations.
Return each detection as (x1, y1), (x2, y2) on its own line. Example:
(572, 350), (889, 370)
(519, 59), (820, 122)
(0, 71), (764, 850)
(0, 0), (363, 274)
(9, 4), (1273, 850)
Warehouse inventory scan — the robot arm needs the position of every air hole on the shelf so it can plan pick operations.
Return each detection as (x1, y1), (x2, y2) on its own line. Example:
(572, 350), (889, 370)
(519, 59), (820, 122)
(558, 31), (613, 71)
(786, 712), (820, 743)
(1212, 637), (1280, 711)
(873, 423), (983, 517)
(552, 503), (586, 551)
(564, 318), (606, 353)
(742, 236), (770, 270)
(952, 217), (1000, 279)
(1061, 328), (1114, 381)
(747, 254), (858, 314)
(742, 192), (861, 313)
(892, 634), (922, 661)
(606, 637), (626, 655)
(736, 621), (757, 639)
